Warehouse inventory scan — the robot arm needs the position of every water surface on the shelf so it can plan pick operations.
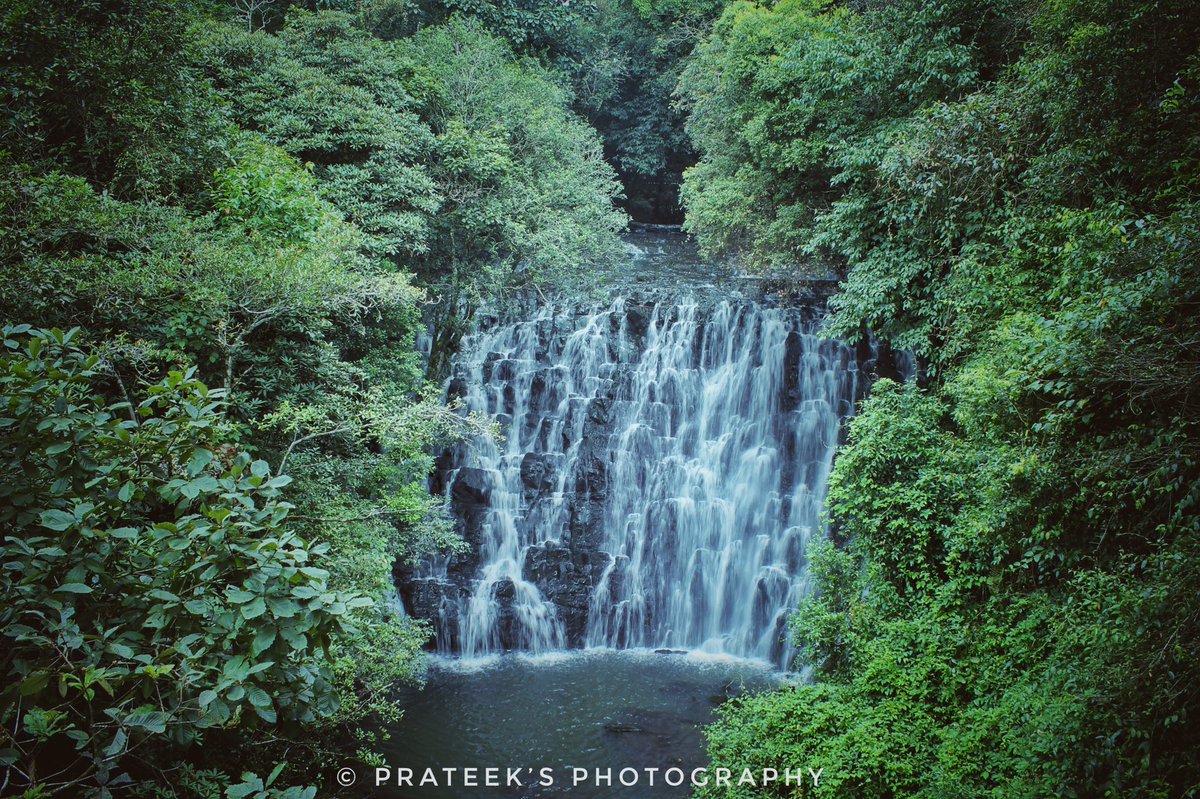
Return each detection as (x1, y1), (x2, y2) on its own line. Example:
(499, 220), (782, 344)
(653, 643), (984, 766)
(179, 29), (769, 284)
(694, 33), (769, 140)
(368, 650), (784, 798)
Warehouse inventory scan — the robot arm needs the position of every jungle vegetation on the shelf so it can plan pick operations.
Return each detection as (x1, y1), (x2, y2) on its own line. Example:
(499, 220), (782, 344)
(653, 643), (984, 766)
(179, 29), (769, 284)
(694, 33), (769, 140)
(0, 0), (623, 794)
(678, 0), (1200, 796)
(2, 0), (1198, 796)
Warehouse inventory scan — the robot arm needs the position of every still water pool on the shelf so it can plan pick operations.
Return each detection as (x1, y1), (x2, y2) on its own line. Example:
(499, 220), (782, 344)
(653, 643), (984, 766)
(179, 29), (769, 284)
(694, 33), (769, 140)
(363, 649), (785, 798)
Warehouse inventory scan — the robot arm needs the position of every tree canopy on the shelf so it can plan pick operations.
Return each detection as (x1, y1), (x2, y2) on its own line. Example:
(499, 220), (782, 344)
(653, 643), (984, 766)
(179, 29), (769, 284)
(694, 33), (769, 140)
(681, 0), (1200, 796)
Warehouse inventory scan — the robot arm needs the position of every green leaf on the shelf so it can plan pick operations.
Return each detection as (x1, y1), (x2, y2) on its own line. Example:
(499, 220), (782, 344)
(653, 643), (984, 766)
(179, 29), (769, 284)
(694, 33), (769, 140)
(251, 627), (276, 656)
(55, 582), (93, 594)
(266, 597), (298, 618)
(103, 729), (127, 757)
(241, 597), (267, 619)
(227, 780), (259, 799)
(247, 685), (272, 708)
(107, 642), (135, 659)
(227, 589), (255, 604)
(188, 447), (215, 477)
(123, 709), (169, 734)
(40, 509), (75, 531)
(20, 672), (50, 696)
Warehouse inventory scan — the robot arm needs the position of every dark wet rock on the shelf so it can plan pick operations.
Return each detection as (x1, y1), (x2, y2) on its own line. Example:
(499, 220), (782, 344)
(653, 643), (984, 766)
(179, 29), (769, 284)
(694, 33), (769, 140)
(491, 579), (521, 651)
(401, 579), (465, 650)
(624, 304), (652, 339)
(493, 358), (518, 382)
(783, 329), (804, 410)
(587, 396), (612, 426)
(447, 376), (469, 401)
(482, 351), (503, 382)
(526, 542), (594, 647)
(520, 452), (551, 493)
(451, 467), (490, 504)
(530, 369), (549, 405)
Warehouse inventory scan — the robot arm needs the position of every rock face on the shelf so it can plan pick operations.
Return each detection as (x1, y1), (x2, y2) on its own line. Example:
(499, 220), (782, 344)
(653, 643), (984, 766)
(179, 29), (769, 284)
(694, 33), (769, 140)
(403, 290), (873, 666)
(399, 230), (916, 662)
(403, 304), (625, 655)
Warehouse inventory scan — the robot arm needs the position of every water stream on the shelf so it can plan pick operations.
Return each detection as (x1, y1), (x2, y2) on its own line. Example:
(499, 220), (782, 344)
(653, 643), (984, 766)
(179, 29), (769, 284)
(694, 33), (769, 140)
(376, 229), (866, 798)
(405, 229), (863, 667)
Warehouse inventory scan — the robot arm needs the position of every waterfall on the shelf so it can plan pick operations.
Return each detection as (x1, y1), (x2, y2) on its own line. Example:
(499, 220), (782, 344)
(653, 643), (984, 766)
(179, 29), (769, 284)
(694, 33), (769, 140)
(408, 293), (862, 667)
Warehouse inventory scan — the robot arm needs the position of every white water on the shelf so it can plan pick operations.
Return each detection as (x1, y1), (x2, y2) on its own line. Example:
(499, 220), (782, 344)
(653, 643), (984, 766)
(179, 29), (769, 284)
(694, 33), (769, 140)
(417, 295), (861, 667)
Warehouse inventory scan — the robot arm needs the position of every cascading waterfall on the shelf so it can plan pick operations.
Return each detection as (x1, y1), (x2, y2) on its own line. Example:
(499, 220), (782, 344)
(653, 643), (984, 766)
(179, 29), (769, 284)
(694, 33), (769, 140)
(410, 291), (861, 667)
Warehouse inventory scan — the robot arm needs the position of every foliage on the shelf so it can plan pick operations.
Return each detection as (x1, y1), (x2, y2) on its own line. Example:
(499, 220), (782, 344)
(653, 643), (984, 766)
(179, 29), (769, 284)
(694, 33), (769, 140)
(1, 0), (623, 793)
(196, 11), (440, 261)
(0, 0), (229, 200)
(678, 0), (1021, 267)
(567, 0), (723, 222)
(197, 10), (625, 376)
(689, 0), (1200, 796)
(0, 327), (344, 796)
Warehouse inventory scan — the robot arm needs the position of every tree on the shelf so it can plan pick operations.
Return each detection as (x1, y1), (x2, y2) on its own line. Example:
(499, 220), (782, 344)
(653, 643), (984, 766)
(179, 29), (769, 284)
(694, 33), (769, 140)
(0, 326), (355, 796)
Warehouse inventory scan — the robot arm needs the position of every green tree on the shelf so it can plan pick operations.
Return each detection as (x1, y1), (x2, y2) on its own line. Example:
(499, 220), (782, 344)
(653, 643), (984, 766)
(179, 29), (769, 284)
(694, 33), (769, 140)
(0, 327), (353, 796)
(197, 11), (626, 377)
(688, 0), (1200, 796)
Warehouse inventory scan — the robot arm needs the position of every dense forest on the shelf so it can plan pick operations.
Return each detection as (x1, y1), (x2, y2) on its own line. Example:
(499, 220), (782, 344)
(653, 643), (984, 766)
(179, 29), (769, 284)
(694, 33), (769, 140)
(680, 1), (1200, 797)
(1, 0), (1198, 797)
